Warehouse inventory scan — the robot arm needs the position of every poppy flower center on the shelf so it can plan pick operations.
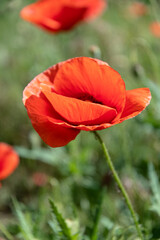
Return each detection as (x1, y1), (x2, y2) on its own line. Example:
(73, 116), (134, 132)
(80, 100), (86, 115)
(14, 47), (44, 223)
(79, 93), (102, 104)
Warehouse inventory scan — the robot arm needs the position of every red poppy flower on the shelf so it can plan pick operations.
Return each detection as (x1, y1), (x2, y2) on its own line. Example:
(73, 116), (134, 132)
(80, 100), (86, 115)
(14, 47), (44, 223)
(128, 2), (147, 17)
(20, 0), (106, 33)
(32, 172), (48, 186)
(150, 22), (160, 38)
(23, 57), (151, 148)
(0, 143), (19, 182)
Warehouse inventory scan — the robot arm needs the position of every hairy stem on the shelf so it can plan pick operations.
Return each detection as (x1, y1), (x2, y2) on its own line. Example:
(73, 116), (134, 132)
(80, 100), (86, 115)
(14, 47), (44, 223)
(93, 131), (143, 239)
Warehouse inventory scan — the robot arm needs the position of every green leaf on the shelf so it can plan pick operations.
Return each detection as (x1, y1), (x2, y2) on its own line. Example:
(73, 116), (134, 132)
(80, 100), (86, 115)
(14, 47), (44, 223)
(15, 146), (68, 165)
(12, 198), (38, 240)
(49, 199), (73, 240)
(0, 223), (14, 240)
(149, 163), (160, 216)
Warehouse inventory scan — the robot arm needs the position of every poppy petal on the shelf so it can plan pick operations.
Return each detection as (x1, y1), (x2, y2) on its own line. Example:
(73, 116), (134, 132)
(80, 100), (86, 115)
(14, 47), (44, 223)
(41, 84), (117, 125)
(83, 0), (106, 20)
(25, 95), (80, 147)
(70, 122), (112, 131)
(52, 6), (88, 30)
(20, 0), (61, 23)
(54, 57), (126, 119)
(119, 88), (151, 122)
(40, 18), (61, 30)
(23, 63), (62, 104)
(30, 116), (80, 147)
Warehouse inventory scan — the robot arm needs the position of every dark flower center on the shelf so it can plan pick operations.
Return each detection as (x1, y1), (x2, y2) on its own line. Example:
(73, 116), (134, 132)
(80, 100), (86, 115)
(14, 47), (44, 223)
(79, 93), (102, 104)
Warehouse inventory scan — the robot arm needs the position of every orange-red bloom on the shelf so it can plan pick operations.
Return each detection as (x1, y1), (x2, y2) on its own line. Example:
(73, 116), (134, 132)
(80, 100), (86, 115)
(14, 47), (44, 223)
(23, 57), (151, 148)
(0, 143), (19, 183)
(150, 22), (160, 38)
(128, 2), (147, 17)
(20, 0), (106, 33)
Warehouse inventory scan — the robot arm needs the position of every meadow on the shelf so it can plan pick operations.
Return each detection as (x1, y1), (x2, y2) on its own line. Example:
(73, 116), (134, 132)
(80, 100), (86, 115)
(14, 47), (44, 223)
(0, 0), (160, 239)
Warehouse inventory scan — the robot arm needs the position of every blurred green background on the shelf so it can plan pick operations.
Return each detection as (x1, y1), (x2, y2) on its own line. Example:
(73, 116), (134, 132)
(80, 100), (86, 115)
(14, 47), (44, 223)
(0, 0), (160, 239)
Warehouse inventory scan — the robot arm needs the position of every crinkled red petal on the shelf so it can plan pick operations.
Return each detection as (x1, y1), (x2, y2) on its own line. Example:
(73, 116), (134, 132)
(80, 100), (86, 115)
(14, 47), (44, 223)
(54, 57), (126, 121)
(25, 95), (80, 147)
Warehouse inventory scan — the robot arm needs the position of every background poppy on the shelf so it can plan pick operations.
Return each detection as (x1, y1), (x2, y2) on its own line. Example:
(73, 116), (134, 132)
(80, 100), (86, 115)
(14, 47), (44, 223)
(0, 143), (19, 183)
(128, 2), (147, 17)
(150, 22), (160, 38)
(20, 0), (106, 33)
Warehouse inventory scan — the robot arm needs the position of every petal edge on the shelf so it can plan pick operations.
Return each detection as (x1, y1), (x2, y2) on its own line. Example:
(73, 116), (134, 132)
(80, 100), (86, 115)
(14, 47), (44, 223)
(119, 88), (151, 122)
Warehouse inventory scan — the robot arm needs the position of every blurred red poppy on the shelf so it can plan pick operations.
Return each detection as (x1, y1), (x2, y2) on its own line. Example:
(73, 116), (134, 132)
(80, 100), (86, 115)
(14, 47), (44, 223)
(128, 2), (147, 17)
(0, 143), (19, 183)
(20, 0), (106, 33)
(23, 57), (151, 148)
(32, 172), (48, 186)
(150, 22), (160, 38)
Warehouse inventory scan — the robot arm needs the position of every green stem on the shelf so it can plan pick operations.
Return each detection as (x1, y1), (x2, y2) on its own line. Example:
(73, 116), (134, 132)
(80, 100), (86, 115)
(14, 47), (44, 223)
(149, 0), (159, 22)
(93, 131), (143, 239)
